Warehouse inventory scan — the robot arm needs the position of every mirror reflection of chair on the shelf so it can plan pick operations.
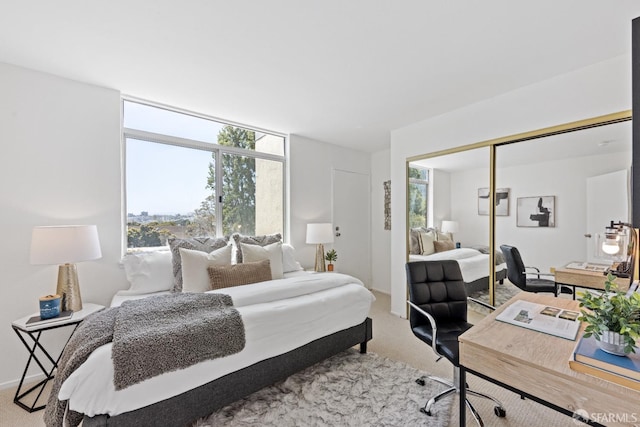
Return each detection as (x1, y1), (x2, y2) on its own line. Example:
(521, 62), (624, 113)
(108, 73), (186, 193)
(500, 244), (573, 296)
(406, 260), (506, 426)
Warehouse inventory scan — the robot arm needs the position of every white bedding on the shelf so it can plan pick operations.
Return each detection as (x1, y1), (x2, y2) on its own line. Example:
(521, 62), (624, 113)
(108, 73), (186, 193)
(60, 272), (374, 417)
(409, 248), (506, 283)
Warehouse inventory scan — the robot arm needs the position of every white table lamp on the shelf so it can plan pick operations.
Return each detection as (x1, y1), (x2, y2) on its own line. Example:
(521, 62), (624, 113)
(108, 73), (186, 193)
(441, 220), (459, 238)
(30, 225), (102, 312)
(306, 223), (334, 272)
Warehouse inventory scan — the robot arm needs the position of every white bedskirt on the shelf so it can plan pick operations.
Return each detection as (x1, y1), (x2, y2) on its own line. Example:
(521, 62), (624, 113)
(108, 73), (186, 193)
(60, 273), (374, 417)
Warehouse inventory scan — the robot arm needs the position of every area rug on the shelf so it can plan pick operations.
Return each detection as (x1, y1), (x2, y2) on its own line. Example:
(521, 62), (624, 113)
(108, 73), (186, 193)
(469, 279), (520, 314)
(194, 349), (451, 427)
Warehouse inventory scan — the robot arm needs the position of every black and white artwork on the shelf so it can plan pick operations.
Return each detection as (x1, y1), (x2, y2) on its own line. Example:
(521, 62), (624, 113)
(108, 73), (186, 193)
(517, 196), (555, 227)
(477, 188), (510, 216)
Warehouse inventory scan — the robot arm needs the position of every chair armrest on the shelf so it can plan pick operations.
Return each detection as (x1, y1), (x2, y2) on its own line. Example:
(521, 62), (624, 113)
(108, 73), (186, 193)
(467, 297), (496, 311)
(524, 266), (554, 279)
(407, 300), (443, 359)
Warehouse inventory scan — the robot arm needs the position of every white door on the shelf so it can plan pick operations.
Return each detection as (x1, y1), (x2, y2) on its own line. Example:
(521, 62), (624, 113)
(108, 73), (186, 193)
(586, 169), (629, 263)
(332, 169), (371, 287)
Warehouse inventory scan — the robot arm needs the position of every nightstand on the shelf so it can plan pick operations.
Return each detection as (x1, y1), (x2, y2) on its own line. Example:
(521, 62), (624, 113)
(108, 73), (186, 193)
(11, 303), (104, 412)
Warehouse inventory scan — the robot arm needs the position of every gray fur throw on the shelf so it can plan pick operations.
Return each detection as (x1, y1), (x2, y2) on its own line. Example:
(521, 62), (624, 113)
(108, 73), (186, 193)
(44, 293), (244, 427)
(112, 293), (244, 389)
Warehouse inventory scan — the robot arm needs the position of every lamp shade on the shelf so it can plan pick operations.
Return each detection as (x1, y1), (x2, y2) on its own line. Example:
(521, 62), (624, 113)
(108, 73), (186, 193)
(306, 223), (334, 244)
(30, 225), (102, 265)
(441, 220), (459, 234)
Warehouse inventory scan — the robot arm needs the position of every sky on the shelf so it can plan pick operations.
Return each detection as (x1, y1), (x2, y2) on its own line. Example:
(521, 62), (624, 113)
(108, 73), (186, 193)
(125, 101), (225, 215)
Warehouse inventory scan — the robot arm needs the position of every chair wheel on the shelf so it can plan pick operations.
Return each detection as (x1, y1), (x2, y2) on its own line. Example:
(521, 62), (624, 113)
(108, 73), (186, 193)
(415, 378), (426, 386)
(420, 407), (432, 416)
(494, 406), (506, 417)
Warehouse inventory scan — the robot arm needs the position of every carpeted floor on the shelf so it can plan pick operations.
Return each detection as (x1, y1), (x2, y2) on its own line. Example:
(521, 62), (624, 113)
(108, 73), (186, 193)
(468, 279), (521, 314)
(195, 349), (450, 427)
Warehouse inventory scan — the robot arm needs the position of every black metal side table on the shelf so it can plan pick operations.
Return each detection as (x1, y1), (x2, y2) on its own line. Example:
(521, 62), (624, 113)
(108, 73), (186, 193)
(11, 303), (104, 412)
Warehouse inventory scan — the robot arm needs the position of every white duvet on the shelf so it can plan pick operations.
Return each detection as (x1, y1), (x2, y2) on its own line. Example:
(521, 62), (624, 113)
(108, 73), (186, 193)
(409, 248), (506, 283)
(60, 273), (374, 417)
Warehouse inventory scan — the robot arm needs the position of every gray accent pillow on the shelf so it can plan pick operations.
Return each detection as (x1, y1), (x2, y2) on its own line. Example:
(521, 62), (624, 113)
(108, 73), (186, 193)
(232, 233), (282, 263)
(208, 259), (272, 290)
(409, 227), (434, 255)
(168, 236), (229, 292)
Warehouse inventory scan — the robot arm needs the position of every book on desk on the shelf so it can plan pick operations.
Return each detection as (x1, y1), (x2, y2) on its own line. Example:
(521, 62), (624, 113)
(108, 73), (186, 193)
(569, 334), (640, 391)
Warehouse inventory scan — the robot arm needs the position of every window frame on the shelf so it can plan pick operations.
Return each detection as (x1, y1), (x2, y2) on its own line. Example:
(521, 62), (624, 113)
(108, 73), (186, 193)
(121, 97), (288, 252)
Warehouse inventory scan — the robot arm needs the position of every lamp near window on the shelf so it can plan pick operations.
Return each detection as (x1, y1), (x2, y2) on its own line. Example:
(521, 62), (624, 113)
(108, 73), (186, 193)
(30, 225), (102, 312)
(601, 221), (637, 284)
(306, 223), (334, 272)
(441, 220), (460, 247)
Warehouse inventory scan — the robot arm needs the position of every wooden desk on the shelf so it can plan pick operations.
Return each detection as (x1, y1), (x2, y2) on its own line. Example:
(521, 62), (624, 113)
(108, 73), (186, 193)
(459, 293), (640, 427)
(555, 267), (629, 292)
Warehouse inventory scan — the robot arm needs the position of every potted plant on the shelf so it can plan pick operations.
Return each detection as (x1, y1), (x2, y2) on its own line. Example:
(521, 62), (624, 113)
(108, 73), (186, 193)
(325, 249), (338, 272)
(578, 273), (640, 355)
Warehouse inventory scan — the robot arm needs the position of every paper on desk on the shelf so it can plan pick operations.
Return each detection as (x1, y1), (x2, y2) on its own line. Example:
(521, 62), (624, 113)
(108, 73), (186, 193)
(496, 300), (581, 340)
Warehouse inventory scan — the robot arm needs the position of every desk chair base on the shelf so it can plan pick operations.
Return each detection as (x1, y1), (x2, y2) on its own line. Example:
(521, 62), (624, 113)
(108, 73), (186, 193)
(416, 368), (506, 427)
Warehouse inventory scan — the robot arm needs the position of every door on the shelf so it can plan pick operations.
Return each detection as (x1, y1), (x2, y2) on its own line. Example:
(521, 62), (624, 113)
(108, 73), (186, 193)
(586, 169), (629, 263)
(332, 169), (371, 286)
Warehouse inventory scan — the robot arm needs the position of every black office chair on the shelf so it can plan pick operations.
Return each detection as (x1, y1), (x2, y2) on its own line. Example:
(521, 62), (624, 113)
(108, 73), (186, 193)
(500, 244), (572, 295)
(406, 260), (506, 426)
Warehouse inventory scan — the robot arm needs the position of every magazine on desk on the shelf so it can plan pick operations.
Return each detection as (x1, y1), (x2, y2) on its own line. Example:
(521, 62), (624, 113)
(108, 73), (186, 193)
(496, 300), (581, 340)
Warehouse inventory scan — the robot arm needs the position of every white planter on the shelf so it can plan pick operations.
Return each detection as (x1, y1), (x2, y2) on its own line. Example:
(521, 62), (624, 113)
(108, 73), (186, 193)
(597, 331), (627, 356)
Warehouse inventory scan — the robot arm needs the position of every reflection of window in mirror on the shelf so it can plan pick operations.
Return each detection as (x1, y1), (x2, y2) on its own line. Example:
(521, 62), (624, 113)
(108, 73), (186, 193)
(407, 148), (494, 318)
(408, 165), (429, 228)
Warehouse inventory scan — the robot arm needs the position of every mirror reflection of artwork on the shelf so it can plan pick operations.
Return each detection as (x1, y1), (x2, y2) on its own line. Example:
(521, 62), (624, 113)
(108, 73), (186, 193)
(517, 196), (555, 227)
(477, 188), (510, 216)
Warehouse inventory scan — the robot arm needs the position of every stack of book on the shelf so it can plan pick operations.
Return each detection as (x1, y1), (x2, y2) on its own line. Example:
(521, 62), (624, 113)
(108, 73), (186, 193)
(569, 334), (640, 391)
(25, 310), (73, 330)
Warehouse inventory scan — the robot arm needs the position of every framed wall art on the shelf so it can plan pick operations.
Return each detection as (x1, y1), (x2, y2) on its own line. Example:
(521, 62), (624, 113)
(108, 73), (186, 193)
(517, 196), (555, 227)
(477, 188), (510, 216)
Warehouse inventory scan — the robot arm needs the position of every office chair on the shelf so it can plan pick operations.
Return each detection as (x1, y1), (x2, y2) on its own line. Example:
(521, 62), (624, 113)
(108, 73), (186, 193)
(500, 244), (572, 295)
(406, 260), (506, 426)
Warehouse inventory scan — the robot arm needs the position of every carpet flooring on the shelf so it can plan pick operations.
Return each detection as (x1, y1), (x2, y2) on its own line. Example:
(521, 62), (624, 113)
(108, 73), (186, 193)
(194, 349), (450, 427)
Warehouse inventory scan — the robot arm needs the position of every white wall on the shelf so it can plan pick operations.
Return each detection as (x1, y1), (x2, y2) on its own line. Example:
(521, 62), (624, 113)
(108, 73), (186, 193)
(288, 135), (371, 276)
(446, 152), (630, 274)
(371, 149), (391, 293)
(0, 62), (124, 387)
(389, 54), (632, 317)
(0, 64), (373, 387)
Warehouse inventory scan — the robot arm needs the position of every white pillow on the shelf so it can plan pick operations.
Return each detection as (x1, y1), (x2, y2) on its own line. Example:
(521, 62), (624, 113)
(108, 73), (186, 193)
(122, 251), (173, 294)
(419, 230), (436, 255)
(240, 241), (284, 279)
(180, 245), (233, 293)
(282, 243), (303, 273)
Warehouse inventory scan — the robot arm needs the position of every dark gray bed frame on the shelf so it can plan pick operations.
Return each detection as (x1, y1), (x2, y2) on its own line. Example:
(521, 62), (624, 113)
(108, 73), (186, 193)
(464, 267), (507, 294)
(83, 317), (372, 427)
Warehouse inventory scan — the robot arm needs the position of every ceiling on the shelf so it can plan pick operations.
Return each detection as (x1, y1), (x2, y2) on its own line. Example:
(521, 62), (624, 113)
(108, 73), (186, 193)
(1, 1), (640, 153)
(411, 119), (632, 172)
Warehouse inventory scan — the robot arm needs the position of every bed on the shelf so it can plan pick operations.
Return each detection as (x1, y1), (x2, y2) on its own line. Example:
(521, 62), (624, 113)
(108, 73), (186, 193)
(408, 228), (507, 293)
(46, 237), (374, 427)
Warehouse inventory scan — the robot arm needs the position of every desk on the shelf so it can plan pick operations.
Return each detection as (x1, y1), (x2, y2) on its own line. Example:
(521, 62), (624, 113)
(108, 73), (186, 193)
(11, 303), (104, 412)
(555, 266), (629, 293)
(459, 293), (640, 427)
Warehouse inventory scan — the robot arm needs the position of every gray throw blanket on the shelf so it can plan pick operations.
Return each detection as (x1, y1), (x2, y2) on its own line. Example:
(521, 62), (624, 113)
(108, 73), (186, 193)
(44, 293), (245, 427)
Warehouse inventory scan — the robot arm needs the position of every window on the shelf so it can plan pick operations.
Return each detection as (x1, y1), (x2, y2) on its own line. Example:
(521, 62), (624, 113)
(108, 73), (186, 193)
(124, 100), (286, 249)
(408, 166), (428, 228)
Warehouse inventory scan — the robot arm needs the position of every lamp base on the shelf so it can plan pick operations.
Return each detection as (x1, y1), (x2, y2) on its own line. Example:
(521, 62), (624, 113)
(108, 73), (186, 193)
(314, 244), (326, 272)
(56, 263), (83, 312)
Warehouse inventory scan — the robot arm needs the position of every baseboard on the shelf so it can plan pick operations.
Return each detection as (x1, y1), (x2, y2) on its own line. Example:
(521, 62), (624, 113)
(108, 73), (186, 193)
(0, 372), (45, 391)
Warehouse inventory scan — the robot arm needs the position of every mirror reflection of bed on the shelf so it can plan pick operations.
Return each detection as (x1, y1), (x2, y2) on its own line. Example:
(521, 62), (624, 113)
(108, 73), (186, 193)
(406, 114), (632, 316)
